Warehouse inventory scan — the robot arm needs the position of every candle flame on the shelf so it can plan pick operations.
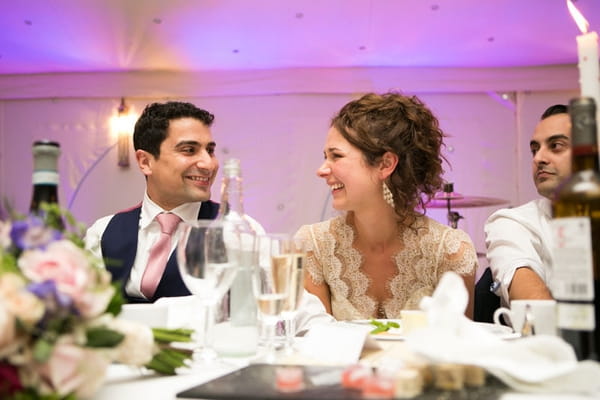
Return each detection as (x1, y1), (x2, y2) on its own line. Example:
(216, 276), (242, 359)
(567, 0), (590, 34)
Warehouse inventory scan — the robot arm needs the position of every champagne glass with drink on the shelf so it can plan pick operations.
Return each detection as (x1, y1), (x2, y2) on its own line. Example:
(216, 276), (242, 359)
(252, 233), (294, 363)
(176, 219), (239, 366)
(280, 238), (307, 353)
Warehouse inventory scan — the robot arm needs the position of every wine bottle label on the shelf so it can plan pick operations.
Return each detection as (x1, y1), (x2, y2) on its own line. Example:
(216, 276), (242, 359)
(550, 217), (595, 301)
(32, 171), (59, 185)
(557, 303), (596, 331)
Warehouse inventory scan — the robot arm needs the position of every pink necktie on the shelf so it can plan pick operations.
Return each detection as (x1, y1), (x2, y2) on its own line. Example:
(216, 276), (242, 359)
(140, 213), (181, 299)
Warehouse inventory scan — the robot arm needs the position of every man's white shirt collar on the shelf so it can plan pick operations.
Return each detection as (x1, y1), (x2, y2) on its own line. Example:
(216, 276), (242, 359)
(140, 191), (202, 229)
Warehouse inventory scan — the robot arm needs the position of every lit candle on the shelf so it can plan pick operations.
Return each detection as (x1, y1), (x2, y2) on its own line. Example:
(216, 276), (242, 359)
(576, 32), (600, 101)
(568, 0), (600, 144)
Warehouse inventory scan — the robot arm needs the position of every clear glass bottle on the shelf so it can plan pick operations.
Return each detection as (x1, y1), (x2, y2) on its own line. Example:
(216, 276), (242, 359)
(30, 140), (61, 212)
(215, 159), (258, 355)
(551, 97), (600, 361)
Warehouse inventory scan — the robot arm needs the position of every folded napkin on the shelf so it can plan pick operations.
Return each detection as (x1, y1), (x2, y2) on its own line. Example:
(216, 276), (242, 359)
(118, 295), (201, 329)
(405, 272), (600, 395)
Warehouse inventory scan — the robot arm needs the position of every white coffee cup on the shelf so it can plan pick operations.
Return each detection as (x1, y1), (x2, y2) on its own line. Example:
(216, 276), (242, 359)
(493, 299), (557, 336)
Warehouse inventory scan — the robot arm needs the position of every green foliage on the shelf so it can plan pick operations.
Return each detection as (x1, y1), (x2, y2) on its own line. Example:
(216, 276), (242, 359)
(104, 282), (124, 317)
(8, 388), (77, 400)
(369, 319), (400, 334)
(85, 327), (125, 348)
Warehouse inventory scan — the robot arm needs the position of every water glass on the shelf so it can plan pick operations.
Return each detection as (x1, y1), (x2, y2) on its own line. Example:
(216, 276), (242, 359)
(176, 219), (239, 365)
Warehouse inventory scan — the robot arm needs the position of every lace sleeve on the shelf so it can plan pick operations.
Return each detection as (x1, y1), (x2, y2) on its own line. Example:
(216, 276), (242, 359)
(295, 224), (325, 286)
(438, 228), (478, 278)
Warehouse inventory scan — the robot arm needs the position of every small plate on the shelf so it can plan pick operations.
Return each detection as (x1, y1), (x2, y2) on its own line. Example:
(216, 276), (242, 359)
(348, 320), (518, 340)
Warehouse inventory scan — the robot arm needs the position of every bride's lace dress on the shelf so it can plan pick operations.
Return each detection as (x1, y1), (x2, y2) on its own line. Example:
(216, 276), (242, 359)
(296, 214), (477, 320)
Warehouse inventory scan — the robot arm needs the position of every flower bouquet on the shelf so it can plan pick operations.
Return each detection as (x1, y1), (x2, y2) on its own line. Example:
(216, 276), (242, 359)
(0, 204), (193, 399)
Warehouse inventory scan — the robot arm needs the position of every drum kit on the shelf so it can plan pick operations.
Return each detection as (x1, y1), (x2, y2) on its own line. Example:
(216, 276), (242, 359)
(428, 183), (509, 229)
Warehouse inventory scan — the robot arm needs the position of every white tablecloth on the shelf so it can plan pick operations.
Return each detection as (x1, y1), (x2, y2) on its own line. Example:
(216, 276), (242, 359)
(93, 360), (597, 400)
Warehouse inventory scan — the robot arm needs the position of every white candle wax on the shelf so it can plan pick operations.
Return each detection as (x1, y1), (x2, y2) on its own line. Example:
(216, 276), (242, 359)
(576, 31), (600, 101)
(576, 31), (600, 147)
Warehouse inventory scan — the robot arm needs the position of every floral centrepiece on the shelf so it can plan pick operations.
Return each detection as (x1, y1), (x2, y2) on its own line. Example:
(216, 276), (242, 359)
(0, 204), (193, 399)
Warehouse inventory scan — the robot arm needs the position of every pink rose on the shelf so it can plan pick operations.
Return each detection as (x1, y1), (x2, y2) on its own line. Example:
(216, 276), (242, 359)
(0, 301), (16, 356)
(0, 273), (44, 327)
(18, 240), (93, 304)
(36, 337), (110, 398)
(76, 284), (115, 318)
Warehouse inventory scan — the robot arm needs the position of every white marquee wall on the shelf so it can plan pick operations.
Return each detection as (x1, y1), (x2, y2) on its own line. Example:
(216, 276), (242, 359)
(0, 67), (579, 267)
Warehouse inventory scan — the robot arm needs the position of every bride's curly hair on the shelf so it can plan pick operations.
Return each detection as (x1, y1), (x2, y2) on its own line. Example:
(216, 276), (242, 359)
(331, 92), (447, 227)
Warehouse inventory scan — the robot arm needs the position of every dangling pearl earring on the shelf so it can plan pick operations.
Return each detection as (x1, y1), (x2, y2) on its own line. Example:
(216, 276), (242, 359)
(382, 182), (395, 208)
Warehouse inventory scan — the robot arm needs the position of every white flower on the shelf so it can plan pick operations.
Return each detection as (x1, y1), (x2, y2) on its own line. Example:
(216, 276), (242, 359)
(107, 318), (155, 366)
(0, 220), (10, 249)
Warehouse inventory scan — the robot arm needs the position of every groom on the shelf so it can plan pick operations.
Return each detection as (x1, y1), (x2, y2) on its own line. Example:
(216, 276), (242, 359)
(85, 101), (223, 303)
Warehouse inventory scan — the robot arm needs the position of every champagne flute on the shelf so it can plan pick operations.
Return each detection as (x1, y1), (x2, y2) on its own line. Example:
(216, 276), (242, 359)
(176, 219), (238, 365)
(280, 239), (307, 353)
(252, 233), (293, 363)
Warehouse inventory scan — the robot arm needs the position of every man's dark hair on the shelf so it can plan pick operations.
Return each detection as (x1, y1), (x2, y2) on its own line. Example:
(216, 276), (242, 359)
(133, 101), (215, 158)
(540, 104), (568, 120)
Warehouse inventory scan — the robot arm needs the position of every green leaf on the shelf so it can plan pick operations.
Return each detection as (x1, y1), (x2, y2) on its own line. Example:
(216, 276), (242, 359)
(369, 319), (384, 327)
(85, 326), (124, 348)
(105, 282), (124, 316)
(388, 321), (400, 328)
(33, 339), (53, 363)
(152, 327), (194, 343)
(146, 355), (177, 375)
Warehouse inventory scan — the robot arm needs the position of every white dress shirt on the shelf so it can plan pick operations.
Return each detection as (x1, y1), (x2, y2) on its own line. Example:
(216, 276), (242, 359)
(85, 191), (204, 299)
(84, 192), (332, 331)
(484, 198), (554, 307)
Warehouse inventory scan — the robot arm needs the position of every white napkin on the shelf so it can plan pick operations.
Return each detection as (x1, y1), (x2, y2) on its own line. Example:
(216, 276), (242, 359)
(405, 271), (600, 395)
(297, 322), (381, 365)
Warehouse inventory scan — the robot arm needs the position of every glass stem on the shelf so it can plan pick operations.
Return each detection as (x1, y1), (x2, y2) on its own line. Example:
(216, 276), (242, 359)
(264, 319), (278, 363)
(196, 301), (215, 353)
(284, 313), (296, 352)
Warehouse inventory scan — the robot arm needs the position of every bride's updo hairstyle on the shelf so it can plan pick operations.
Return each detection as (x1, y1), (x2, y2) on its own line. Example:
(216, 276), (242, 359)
(330, 92), (447, 227)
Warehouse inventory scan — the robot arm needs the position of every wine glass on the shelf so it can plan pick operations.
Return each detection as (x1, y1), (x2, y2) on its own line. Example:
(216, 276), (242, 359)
(176, 219), (239, 365)
(252, 233), (293, 363)
(280, 238), (307, 354)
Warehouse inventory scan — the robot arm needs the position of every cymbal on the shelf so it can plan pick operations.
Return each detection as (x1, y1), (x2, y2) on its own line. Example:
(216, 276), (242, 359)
(428, 193), (509, 208)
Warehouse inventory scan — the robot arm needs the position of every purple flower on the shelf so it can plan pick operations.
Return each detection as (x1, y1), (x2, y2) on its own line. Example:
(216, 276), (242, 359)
(28, 280), (73, 309)
(27, 280), (77, 331)
(10, 216), (62, 251)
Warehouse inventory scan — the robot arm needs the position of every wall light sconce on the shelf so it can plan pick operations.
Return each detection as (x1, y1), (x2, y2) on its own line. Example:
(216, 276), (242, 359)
(115, 98), (136, 168)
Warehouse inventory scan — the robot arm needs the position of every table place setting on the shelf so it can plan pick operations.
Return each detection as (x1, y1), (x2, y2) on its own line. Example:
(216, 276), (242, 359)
(403, 272), (600, 396)
(98, 272), (600, 400)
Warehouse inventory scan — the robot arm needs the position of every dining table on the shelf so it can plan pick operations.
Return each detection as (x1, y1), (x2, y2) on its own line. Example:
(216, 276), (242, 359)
(92, 337), (599, 400)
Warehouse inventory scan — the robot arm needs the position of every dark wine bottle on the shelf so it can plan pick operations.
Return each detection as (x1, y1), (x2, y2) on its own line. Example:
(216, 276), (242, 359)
(551, 97), (600, 361)
(29, 140), (61, 213)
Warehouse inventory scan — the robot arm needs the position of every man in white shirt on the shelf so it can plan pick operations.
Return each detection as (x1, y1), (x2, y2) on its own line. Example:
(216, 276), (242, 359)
(484, 104), (571, 307)
(86, 101), (222, 302)
(85, 101), (333, 334)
